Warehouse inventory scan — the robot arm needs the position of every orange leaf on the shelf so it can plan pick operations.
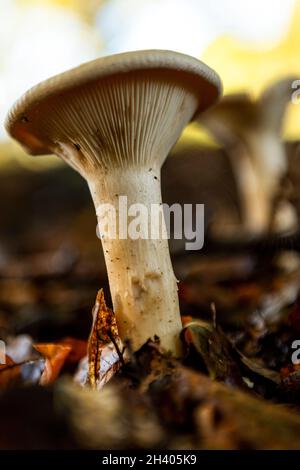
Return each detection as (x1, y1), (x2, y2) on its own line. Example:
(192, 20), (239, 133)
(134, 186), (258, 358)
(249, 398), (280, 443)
(181, 315), (193, 327)
(34, 343), (71, 385)
(0, 356), (19, 389)
(59, 337), (87, 364)
(0, 355), (14, 370)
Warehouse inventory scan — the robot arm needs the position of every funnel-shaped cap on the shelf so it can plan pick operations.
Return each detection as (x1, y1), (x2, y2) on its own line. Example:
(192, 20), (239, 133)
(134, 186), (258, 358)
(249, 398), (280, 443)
(6, 50), (221, 176)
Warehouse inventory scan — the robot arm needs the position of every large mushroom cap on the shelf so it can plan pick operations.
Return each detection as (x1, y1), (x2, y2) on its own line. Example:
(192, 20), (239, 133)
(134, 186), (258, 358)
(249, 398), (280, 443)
(5, 50), (221, 157)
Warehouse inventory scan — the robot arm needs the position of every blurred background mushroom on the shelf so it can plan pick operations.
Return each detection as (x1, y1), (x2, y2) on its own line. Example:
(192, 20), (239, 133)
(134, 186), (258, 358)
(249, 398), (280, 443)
(197, 79), (298, 239)
(0, 0), (300, 294)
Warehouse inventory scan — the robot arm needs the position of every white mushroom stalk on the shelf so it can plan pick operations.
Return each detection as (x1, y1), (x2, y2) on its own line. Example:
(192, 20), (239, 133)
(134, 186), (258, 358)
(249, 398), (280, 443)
(199, 78), (297, 238)
(5, 50), (221, 355)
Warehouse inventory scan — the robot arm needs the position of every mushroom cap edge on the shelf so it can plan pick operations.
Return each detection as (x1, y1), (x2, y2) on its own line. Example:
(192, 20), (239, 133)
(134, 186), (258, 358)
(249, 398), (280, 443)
(5, 49), (222, 156)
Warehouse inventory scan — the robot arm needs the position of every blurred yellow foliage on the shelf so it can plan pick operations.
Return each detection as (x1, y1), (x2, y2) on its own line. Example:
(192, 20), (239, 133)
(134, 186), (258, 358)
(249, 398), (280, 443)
(176, 124), (219, 151)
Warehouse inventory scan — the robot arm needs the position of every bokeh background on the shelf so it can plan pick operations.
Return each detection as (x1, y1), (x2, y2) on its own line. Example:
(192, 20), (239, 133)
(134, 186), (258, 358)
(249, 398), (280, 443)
(2, 1), (300, 450)
(1, 0), (300, 339)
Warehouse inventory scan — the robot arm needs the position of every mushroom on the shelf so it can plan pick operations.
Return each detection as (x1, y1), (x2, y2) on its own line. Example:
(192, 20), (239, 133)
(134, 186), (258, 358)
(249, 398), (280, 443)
(199, 78), (297, 238)
(5, 50), (221, 355)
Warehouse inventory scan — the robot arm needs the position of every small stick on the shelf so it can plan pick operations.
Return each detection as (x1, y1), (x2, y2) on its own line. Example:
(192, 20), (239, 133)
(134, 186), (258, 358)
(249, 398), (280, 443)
(108, 331), (126, 368)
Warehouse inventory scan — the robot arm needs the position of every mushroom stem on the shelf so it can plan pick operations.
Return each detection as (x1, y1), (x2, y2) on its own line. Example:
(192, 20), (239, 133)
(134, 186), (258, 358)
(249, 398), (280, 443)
(229, 145), (272, 235)
(5, 50), (221, 357)
(199, 79), (296, 238)
(88, 166), (182, 355)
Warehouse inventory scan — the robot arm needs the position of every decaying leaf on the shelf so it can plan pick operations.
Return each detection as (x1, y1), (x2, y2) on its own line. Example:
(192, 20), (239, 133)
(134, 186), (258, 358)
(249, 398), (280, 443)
(34, 343), (72, 385)
(0, 335), (44, 389)
(0, 355), (44, 389)
(137, 343), (300, 449)
(74, 356), (89, 386)
(280, 363), (300, 391)
(238, 350), (281, 384)
(88, 289), (122, 389)
(33, 337), (87, 386)
(58, 337), (87, 364)
(0, 356), (20, 389)
(182, 318), (245, 388)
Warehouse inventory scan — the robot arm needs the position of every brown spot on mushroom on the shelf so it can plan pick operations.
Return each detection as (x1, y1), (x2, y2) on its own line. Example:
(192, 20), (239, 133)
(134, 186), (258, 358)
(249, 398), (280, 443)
(145, 271), (162, 280)
(131, 276), (147, 300)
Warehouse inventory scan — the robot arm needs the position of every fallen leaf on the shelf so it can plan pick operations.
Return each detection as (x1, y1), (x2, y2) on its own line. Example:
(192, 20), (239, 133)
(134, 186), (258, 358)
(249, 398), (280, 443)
(88, 289), (122, 389)
(0, 355), (44, 389)
(138, 343), (300, 449)
(181, 315), (193, 327)
(74, 356), (89, 386)
(0, 355), (14, 370)
(280, 363), (300, 391)
(238, 350), (281, 384)
(59, 337), (87, 364)
(34, 343), (72, 385)
(182, 318), (245, 388)
(33, 337), (87, 386)
(0, 356), (19, 389)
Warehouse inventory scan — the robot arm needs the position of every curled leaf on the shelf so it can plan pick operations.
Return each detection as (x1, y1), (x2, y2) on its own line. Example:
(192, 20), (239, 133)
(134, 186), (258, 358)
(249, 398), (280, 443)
(238, 350), (281, 384)
(34, 343), (72, 385)
(182, 318), (245, 388)
(88, 289), (122, 389)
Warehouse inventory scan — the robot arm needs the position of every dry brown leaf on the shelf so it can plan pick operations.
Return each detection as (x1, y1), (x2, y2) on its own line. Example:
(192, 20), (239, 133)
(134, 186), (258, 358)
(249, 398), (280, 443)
(0, 356), (20, 389)
(34, 343), (72, 385)
(88, 289), (122, 389)
(59, 337), (87, 364)
(0, 355), (44, 389)
(137, 343), (300, 449)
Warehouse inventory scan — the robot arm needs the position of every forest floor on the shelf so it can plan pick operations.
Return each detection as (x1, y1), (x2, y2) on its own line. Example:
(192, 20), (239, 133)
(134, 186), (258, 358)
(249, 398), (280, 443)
(1, 165), (300, 449)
